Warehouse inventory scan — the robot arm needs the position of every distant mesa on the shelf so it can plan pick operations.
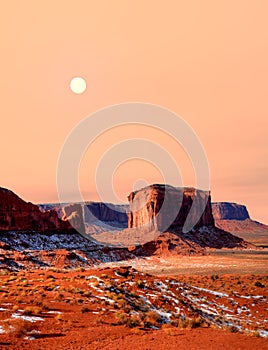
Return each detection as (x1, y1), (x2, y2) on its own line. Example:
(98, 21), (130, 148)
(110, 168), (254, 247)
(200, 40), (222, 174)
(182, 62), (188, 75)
(0, 184), (255, 263)
(212, 202), (250, 221)
(212, 202), (268, 246)
(88, 184), (250, 253)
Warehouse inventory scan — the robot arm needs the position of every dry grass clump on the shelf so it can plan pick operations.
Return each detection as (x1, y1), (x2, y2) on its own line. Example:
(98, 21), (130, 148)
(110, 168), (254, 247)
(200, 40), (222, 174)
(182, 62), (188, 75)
(171, 316), (203, 329)
(136, 280), (144, 289)
(144, 311), (161, 326)
(3, 319), (36, 338)
(115, 310), (162, 329)
(254, 281), (265, 288)
(23, 306), (42, 315)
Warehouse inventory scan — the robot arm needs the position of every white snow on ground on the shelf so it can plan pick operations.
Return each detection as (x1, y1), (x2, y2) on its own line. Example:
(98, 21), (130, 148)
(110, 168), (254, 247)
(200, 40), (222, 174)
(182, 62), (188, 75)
(258, 330), (268, 337)
(191, 286), (229, 297)
(11, 314), (44, 322)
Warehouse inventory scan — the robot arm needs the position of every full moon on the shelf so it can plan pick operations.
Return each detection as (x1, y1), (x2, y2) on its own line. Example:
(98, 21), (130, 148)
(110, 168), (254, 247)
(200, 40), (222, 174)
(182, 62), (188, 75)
(69, 77), (87, 94)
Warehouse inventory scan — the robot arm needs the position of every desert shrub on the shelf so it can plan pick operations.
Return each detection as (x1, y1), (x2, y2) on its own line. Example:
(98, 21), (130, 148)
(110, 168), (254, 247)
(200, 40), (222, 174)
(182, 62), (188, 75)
(3, 319), (35, 338)
(12, 305), (19, 312)
(115, 312), (142, 327)
(126, 315), (143, 328)
(83, 290), (92, 297)
(254, 281), (265, 288)
(15, 297), (23, 304)
(55, 313), (64, 321)
(95, 317), (105, 324)
(176, 316), (203, 329)
(144, 311), (161, 325)
(115, 312), (128, 324)
(250, 330), (261, 337)
(211, 275), (219, 282)
(23, 306), (42, 315)
(136, 280), (144, 289)
(81, 306), (90, 313)
(54, 293), (64, 302)
(43, 283), (56, 291)
(8, 276), (17, 282)
(75, 267), (85, 272)
(228, 325), (239, 333)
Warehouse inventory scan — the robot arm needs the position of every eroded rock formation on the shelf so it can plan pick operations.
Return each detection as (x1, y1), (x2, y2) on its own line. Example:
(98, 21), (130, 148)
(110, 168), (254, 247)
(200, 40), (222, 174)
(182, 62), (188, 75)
(212, 202), (268, 245)
(128, 184), (214, 232)
(84, 202), (128, 227)
(0, 187), (80, 232)
(62, 203), (85, 234)
(212, 202), (250, 221)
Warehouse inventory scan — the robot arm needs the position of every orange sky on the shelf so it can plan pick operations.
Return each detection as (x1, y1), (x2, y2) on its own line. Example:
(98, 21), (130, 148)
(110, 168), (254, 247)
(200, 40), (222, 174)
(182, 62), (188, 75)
(0, 1), (267, 223)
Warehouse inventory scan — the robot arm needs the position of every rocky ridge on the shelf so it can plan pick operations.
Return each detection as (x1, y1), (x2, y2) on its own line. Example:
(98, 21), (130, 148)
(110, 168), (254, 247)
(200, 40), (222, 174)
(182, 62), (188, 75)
(0, 185), (253, 270)
(0, 187), (80, 232)
(212, 202), (268, 245)
(212, 202), (250, 220)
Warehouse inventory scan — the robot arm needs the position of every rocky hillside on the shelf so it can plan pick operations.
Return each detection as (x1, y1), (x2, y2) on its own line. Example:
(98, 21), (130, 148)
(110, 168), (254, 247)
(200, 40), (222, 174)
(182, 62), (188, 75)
(0, 231), (135, 270)
(0, 187), (136, 270)
(0, 187), (80, 232)
(212, 202), (268, 246)
(39, 202), (128, 234)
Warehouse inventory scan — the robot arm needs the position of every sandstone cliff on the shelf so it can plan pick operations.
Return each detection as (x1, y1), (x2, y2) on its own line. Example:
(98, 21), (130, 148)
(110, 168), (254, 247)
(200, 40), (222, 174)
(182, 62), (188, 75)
(128, 184), (214, 232)
(212, 202), (250, 220)
(0, 187), (81, 232)
(84, 202), (128, 223)
(212, 202), (268, 245)
(39, 202), (128, 233)
(62, 203), (85, 234)
(124, 184), (250, 254)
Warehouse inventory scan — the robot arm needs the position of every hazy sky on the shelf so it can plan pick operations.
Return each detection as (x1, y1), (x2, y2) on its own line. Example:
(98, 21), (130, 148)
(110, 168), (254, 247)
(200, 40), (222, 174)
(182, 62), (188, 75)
(0, 1), (267, 223)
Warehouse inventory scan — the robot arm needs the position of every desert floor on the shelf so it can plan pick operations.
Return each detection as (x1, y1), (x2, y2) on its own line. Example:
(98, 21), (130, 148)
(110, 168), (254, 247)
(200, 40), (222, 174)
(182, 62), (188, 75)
(0, 250), (267, 350)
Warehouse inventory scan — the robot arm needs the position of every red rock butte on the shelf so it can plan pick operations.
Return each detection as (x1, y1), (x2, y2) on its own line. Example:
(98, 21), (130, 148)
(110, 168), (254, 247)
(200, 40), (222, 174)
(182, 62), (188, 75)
(128, 184), (214, 232)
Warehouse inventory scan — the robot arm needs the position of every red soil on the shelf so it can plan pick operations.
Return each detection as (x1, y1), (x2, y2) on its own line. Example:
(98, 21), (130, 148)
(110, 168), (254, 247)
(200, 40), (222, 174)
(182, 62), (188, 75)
(0, 267), (267, 350)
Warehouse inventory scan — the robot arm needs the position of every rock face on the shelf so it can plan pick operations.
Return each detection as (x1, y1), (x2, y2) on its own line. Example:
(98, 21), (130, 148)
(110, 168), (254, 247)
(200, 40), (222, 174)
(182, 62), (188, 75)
(62, 203), (85, 234)
(39, 202), (128, 233)
(0, 187), (81, 232)
(212, 202), (268, 246)
(84, 202), (128, 227)
(128, 184), (214, 232)
(212, 202), (250, 221)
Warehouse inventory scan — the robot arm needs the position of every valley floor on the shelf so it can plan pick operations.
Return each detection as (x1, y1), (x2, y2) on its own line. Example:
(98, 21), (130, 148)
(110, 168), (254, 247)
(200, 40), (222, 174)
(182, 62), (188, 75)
(126, 249), (268, 276)
(0, 255), (267, 349)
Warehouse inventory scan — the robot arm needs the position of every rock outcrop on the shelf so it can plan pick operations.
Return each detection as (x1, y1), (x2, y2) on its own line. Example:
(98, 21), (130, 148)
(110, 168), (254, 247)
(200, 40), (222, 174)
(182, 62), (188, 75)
(62, 203), (85, 234)
(212, 202), (250, 221)
(39, 202), (128, 233)
(128, 184), (214, 232)
(0, 187), (81, 232)
(84, 202), (128, 228)
(212, 202), (268, 246)
(124, 184), (251, 254)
